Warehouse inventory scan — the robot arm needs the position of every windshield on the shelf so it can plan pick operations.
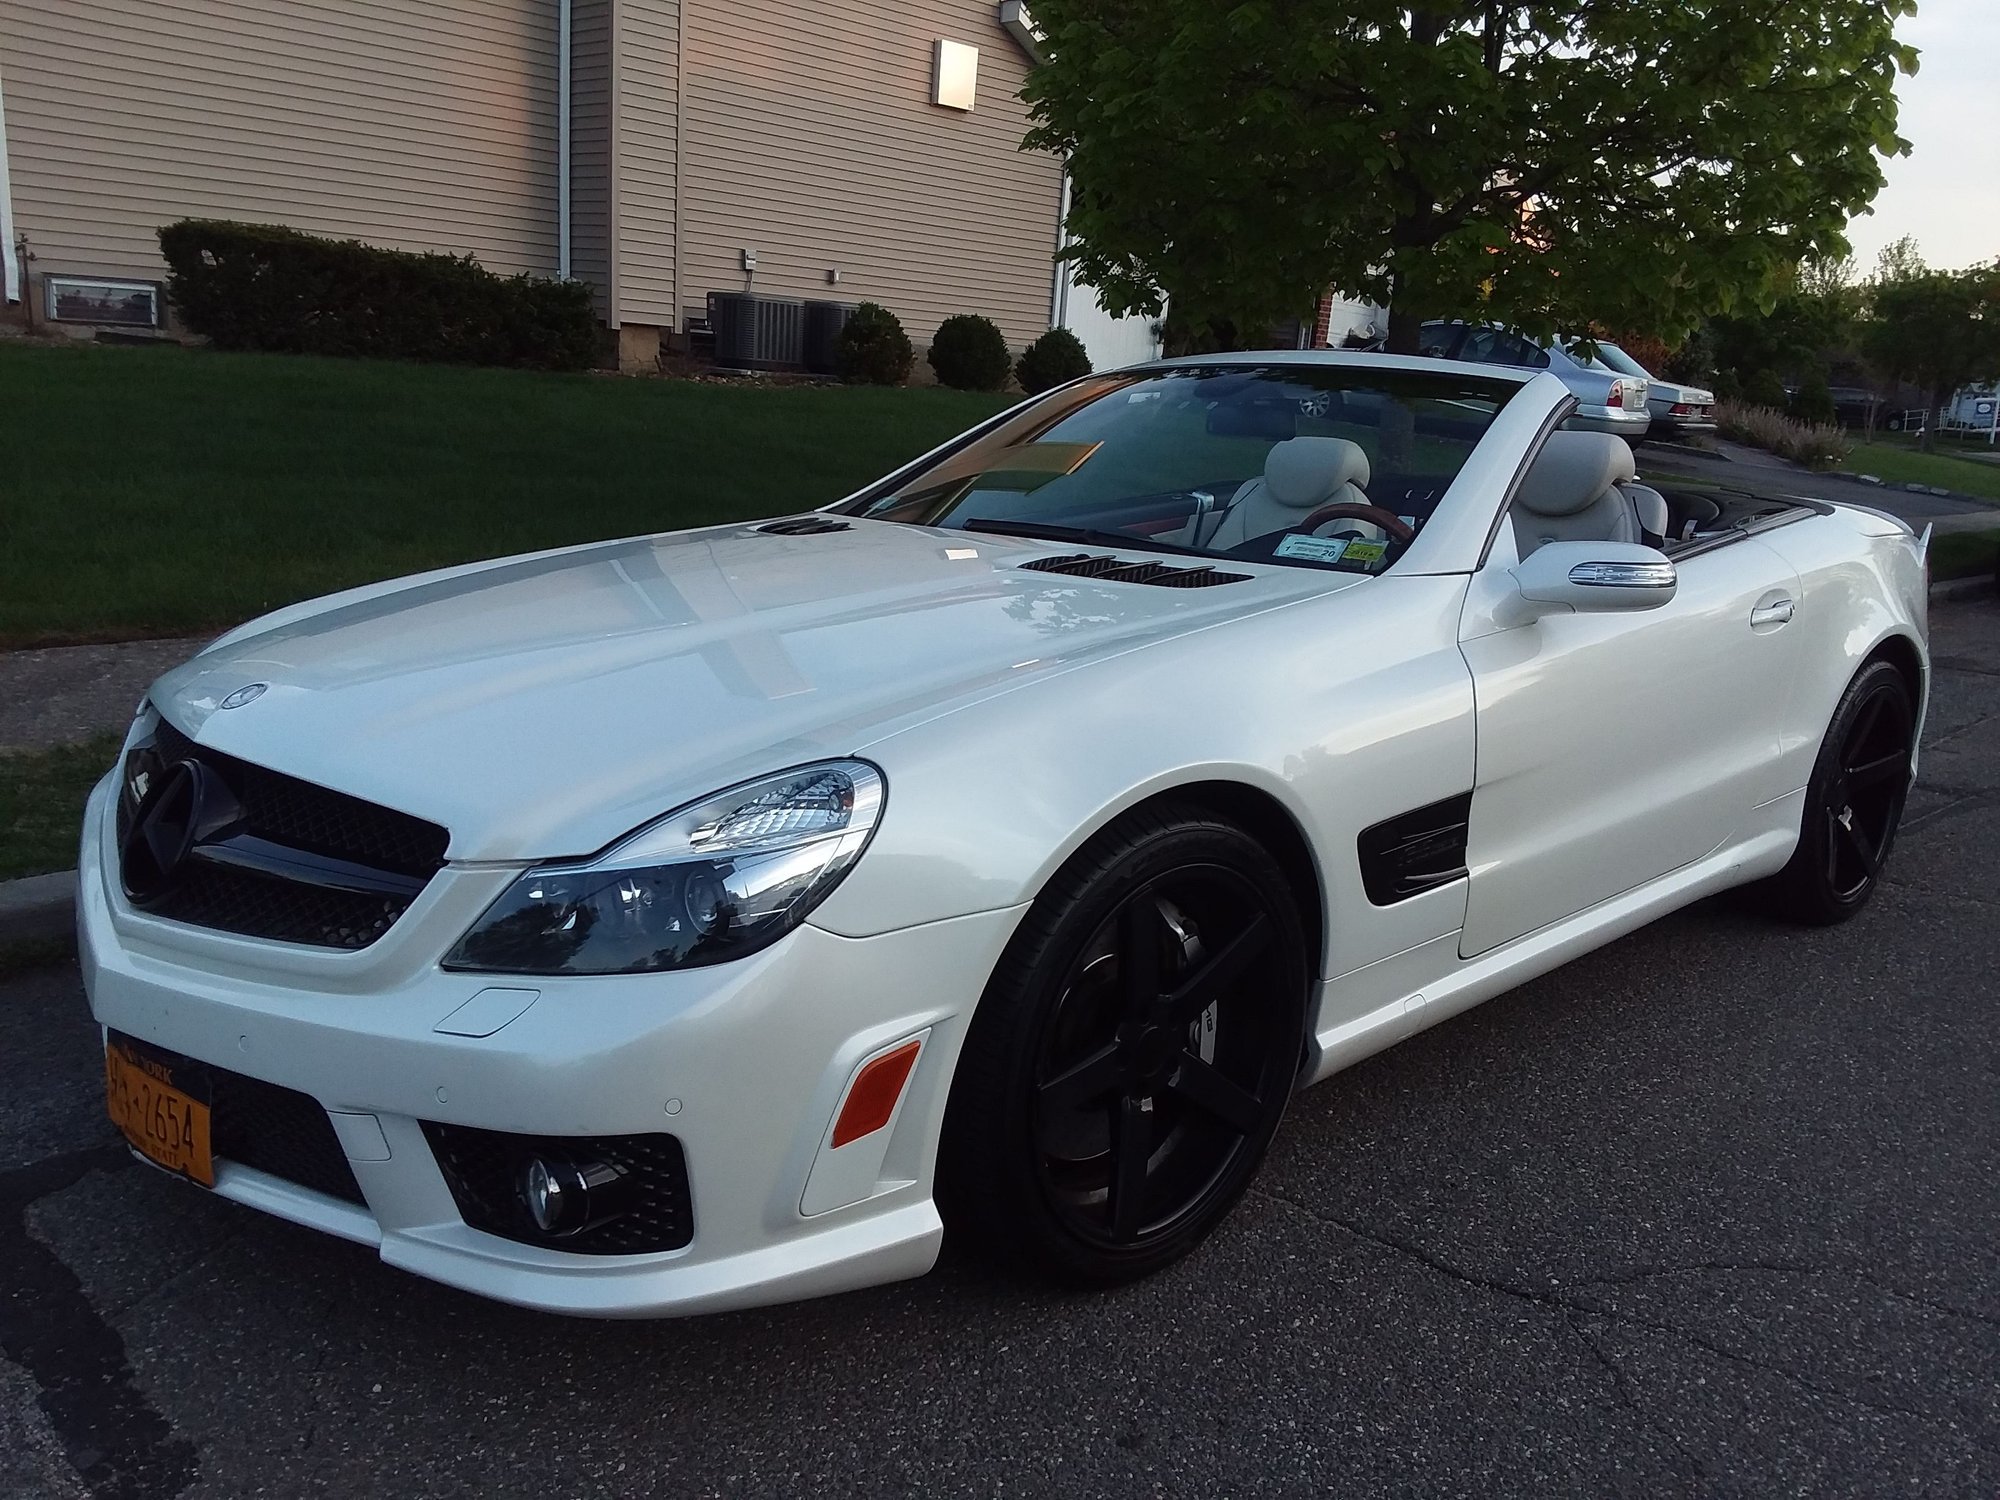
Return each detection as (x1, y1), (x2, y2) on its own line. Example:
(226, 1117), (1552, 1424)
(839, 365), (1522, 575)
(1588, 342), (1653, 380)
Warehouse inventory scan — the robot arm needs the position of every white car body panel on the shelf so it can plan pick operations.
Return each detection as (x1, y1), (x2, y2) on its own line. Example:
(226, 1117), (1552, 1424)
(78, 351), (1930, 1315)
(1455, 530), (1809, 956)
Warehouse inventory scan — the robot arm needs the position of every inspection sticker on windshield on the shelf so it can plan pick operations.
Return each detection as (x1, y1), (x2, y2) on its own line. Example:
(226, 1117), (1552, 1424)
(1274, 534), (1350, 564)
(1340, 540), (1390, 570)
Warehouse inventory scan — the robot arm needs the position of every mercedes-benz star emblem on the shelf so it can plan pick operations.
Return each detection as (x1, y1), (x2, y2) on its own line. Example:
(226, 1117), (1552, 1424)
(120, 760), (240, 904)
(219, 683), (268, 710)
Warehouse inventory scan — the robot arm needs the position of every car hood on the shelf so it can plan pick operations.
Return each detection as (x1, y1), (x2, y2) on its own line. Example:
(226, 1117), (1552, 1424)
(152, 518), (1347, 861)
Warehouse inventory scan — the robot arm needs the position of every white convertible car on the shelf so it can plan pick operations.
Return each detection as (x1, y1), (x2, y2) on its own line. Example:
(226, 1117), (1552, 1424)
(81, 353), (1929, 1317)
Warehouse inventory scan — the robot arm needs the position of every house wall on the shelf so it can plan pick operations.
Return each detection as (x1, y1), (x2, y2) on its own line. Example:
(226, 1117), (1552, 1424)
(613, 0), (679, 329)
(570, 0), (615, 315)
(672, 0), (1062, 347)
(0, 0), (560, 296)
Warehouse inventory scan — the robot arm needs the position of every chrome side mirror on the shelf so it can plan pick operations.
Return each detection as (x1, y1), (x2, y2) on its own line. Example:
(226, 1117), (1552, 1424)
(1500, 541), (1677, 625)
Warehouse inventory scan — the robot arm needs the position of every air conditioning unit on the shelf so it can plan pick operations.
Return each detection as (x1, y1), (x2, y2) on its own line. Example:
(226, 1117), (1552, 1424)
(803, 300), (857, 375)
(709, 292), (805, 371)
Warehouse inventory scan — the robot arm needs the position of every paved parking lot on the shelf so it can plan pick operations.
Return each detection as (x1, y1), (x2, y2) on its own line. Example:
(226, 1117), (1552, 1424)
(4, 600), (1996, 1499)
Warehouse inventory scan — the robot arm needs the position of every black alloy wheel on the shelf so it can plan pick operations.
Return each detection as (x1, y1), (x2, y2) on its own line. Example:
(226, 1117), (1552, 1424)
(941, 807), (1309, 1283)
(1760, 658), (1916, 924)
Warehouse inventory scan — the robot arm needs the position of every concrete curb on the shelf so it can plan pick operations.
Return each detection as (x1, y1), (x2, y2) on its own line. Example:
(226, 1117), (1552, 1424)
(1933, 573), (1998, 604)
(0, 870), (77, 946)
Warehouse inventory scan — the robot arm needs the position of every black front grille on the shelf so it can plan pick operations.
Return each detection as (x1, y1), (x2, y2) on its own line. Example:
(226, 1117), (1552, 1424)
(139, 861), (413, 950)
(118, 716), (449, 949)
(113, 1034), (365, 1205)
(421, 1122), (694, 1256)
(1019, 552), (1251, 587)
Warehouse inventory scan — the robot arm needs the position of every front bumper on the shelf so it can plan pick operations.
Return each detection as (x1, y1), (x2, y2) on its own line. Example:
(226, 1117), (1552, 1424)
(78, 776), (1025, 1317)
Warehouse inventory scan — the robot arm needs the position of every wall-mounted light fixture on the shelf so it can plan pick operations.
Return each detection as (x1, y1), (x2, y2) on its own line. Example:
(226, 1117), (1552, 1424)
(932, 39), (978, 111)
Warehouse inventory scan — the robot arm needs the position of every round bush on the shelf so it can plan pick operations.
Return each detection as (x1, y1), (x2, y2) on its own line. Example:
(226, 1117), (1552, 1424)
(927, 314), (1013, 391)
(1015, 327), (1092, 395)
(1790, 370), (1837, 427)
(834, 302), (914, 386)
(1743, 368), (1789, 410)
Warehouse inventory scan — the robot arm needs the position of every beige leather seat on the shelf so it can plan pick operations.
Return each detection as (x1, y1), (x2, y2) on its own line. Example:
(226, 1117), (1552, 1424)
(1205, 437), (1373, 549)
(1510, 432), (1643, 555)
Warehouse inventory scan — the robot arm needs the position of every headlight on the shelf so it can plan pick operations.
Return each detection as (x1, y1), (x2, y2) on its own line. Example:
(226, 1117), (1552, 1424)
(443, 761), (884, 977)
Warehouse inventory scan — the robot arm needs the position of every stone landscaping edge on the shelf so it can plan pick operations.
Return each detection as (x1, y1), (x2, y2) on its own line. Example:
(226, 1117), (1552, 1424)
(0, 870), (77, 947)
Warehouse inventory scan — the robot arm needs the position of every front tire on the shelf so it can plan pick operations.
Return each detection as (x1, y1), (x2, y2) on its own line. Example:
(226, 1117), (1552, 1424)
(939, 806), (1310, 1285)
(1759, 659), (1915, 925)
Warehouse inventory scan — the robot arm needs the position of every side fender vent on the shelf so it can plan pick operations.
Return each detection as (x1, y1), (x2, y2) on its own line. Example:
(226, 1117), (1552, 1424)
(755, 516), (851, 536)
(1019, 553), (1251, 588)
(1357, 793), (1473, 906)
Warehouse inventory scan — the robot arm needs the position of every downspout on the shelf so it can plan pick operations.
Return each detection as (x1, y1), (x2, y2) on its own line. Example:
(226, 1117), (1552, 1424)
(0, 54), (21, 304)
(557, 0), (571, 279)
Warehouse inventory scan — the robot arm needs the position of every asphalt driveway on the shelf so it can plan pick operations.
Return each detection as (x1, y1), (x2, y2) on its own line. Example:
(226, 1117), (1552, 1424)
(4, 602), (1997, 1499)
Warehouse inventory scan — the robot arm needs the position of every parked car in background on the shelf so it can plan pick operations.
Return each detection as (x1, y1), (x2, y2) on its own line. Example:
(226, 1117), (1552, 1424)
(1407, 321), (1652, 439)
(1584, 341), (1715, 437)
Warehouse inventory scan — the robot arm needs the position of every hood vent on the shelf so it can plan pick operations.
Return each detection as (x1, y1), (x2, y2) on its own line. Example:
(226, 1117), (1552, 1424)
(755, 516), (851, 536)
(1019, 553), (1251, 588)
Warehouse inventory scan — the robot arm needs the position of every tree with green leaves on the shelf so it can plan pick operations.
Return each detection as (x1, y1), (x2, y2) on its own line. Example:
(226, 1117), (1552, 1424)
(1864, 263), (2000, 452)
(1024, 1), (1916, 352)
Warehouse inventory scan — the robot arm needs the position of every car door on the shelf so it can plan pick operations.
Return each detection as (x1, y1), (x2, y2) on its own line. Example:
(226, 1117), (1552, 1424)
(1454, 524), (1807, 958)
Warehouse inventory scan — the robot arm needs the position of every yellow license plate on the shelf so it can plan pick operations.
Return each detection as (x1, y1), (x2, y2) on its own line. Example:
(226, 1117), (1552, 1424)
(105, 1037), (214, 1187)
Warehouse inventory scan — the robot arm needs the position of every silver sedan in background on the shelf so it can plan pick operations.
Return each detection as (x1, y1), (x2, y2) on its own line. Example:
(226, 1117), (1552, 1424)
(1586, 341), (1716, 436)
(1410, 322), (1652, 440)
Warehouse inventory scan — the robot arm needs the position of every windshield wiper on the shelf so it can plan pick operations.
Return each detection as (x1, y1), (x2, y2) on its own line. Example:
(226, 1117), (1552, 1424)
(958, 517), (1206, 556)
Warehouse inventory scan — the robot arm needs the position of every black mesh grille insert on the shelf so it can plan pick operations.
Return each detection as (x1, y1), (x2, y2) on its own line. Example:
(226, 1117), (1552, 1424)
(1019, 552), (1251, 587)
(148, 720), (447, 877)
(112, 1033), (366, 1206)
(119, 716), (448, 949)
(421, 1122), (694, 1256)
(142, 861), (412, 950)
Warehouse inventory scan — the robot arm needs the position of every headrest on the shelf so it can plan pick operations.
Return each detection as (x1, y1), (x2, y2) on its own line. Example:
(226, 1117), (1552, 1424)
(1263, 437), (1372, 509)
(1516, 432), (1637, 517)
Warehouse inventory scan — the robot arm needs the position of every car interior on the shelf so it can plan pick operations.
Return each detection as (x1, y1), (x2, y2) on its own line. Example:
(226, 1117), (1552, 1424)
(1506, 430), (1815, 559)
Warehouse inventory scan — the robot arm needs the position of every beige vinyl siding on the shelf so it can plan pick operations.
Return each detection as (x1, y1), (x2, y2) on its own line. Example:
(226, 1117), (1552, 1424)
(612, 0), (679, 327)
(569, 0), (614, 313)
(0, 0), (559, 288)
(677, 0), (1061, 346)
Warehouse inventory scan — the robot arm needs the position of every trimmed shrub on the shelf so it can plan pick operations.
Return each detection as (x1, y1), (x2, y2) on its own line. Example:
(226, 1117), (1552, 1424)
(834, 302), (914, 385)
(1790, 370), (1837, 427)
(927, 314), (1013, 391)
(157, 219), (598, 370)
(1717, 399), (1851, 470)
(1743, 367), (1789, 410)
(1015, 327), (1092, 394)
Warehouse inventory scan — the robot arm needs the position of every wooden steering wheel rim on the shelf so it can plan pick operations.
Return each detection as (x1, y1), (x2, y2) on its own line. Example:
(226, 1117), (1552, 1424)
(1296, 501), (1416, 544)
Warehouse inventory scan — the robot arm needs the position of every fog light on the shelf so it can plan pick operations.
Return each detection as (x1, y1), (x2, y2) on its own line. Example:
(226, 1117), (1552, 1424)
(519, 1154), (630, 1237)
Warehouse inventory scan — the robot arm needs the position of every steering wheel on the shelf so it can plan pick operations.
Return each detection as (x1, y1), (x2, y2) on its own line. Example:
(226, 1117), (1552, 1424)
(1297, 502), (1416, 544)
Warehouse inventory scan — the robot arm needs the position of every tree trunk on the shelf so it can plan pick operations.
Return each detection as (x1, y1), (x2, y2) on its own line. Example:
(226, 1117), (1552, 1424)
(1920, 388), (1938, 453)
(1386, 303), (1423, 355)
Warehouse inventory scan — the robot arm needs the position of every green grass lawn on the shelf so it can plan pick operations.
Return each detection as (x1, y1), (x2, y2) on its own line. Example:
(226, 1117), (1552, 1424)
(0, 734), (122, 880)
(1930, 528), (2000, 583)
(0, 342), (1014, 646)
(1840, 441), (2000, 504)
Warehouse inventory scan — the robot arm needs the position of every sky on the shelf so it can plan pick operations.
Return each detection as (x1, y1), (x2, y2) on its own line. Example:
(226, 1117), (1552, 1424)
(1841, 0), (2000, 274)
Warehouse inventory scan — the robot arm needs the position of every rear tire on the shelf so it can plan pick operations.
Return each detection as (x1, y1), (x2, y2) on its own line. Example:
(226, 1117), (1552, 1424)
(938, 806), (1309, 1285)
(1757, 659), (1915, 925)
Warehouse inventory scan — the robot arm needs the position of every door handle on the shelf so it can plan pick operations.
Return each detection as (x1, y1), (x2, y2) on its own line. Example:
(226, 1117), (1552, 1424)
(1750, 598), (1795, 628)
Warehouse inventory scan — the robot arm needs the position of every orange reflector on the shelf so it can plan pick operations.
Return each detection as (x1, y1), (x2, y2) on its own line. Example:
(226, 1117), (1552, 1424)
(831, 1039), (923, 1148)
